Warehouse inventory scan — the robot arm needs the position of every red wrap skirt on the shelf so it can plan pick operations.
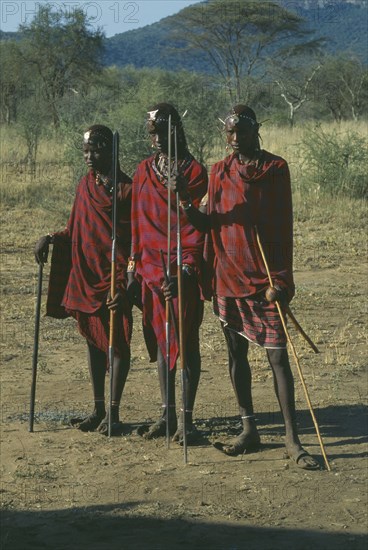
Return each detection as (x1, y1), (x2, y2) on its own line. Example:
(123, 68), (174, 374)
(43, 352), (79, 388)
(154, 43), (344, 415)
(213, 294), (286, 349)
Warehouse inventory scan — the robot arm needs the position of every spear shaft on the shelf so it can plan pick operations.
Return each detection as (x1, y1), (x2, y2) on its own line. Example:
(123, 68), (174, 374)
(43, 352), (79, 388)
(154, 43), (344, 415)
(108, 131), (119, 438)
(174, 126), (188, 464)
(165, 115), (172, 448)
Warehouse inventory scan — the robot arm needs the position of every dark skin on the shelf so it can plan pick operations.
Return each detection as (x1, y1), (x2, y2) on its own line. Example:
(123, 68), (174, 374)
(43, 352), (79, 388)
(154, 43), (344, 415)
(83, 140), (112, 175)
(170, 115), (319, 468)
(146, 118), (187, 159)
(34, 135), (128, 435)
(225, 116), (258, 161)
(148, 125), (169, 154)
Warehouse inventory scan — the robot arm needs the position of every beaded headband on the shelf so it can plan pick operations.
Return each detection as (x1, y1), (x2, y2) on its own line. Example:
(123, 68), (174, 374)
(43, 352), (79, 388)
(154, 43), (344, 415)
(147, 109), (182, 127)
(83, 129), (112, 146)
(224, 112), (258, 126)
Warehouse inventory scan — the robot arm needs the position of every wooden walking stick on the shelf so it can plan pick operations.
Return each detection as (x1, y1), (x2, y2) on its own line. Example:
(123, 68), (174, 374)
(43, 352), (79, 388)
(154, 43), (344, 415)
(285, 306), (320, 354)
(255, 226), (331, 471)
(174, 126), (188, 464)
(108, 130), (119, 438)
(29, 262), (43, 432)
(160, 250), (179, 344)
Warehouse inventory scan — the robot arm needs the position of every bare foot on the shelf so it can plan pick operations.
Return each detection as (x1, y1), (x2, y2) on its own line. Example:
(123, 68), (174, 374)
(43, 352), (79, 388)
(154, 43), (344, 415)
(70, 411), (105, 432)
(172, 422), (200, 445)
(143, 416), (177, 440)
(97, 415), (124, 437)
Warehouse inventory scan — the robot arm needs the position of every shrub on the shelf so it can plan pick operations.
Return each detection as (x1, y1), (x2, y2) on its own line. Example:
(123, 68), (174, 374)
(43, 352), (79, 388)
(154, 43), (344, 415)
(300, 124), (368, 199)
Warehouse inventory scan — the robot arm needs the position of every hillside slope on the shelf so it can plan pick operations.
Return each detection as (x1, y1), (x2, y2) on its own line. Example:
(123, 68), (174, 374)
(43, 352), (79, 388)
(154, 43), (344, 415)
(103, 0), (367, 70)
(1, 1), (366, 70)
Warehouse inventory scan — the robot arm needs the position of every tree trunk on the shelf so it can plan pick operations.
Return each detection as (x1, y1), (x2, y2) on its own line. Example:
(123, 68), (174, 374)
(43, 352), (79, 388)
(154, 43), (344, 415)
(289, 104), (295, 128)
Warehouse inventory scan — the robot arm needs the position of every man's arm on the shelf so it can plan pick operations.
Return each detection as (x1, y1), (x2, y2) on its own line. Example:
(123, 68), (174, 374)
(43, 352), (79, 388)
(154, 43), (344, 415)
(175, 174), (210, 232)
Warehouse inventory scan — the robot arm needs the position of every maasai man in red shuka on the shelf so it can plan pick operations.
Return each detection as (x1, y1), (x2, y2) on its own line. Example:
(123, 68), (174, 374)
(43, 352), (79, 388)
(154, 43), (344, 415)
(127, 103), (208, 443)
(34, 125), (133, 436)
(174, 105), (319, 469)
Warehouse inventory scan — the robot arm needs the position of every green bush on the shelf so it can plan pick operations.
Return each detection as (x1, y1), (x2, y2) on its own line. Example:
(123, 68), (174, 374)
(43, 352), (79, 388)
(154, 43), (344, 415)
(300, 124), (368, 199)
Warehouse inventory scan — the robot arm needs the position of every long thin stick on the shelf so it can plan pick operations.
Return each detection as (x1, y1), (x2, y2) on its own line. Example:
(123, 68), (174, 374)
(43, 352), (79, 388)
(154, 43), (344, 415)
(255, 227), (331, 471)
(29, 262), (43, 432)
(175, 126), (188, 464)
(165, 114), (172, 449)
(285, 306), (320, 354)
(160, 250), (179, 344)
(108, 131), (119, 438)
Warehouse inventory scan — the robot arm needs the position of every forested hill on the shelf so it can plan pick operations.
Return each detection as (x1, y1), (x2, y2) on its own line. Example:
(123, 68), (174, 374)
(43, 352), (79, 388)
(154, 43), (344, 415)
(103, 0), (367, 70)
(1, 1), (366, 70)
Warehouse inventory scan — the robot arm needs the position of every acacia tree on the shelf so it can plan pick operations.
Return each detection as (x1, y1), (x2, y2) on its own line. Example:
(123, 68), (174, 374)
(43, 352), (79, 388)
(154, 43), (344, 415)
(170, 72), (227, 164)
(0, 41), (27, 124)
(17, 4), (104, 127)
(315, 56), (368, 122)
(168, 0), (322, 103)
(275, 64), (321, 127)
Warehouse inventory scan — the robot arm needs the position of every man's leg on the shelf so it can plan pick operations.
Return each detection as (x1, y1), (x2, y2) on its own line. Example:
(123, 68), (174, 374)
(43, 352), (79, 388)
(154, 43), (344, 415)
(97, 348), (131, 435)
(110, 350), (131, 422)
(219, 325), (260, 455)
(75, 342), (107, 431)
(144, 347), (177, 438)
(183, 346), (201, 421)
(172, 339), (201, 443)
(266, 348), (319, 469)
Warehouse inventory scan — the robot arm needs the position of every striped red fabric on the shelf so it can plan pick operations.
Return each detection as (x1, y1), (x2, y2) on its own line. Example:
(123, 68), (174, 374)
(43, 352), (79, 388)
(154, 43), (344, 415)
(139, 274), (204, 367)
(70, 304), (132, 360)
(46, 240), (71, 319)
(205, 151), (294, 301)
(213, 294), (287, 349)
(131, 154), (208, 369)
(46, 169), (133, 356)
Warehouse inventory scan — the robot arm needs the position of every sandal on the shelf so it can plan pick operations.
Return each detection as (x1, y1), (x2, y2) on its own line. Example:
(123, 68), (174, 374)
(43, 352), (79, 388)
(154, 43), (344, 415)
(214, 430), (261, 456)
(283, 448), (320, 470)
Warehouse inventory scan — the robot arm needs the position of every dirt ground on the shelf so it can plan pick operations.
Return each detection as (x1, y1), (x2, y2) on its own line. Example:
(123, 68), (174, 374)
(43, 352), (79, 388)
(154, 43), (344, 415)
(0, 207), (367, 550)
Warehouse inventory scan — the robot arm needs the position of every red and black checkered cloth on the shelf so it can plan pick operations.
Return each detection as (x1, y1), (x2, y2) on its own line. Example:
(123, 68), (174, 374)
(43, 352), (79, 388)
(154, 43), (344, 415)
(46, 169), (133, 357)
(206, 151), (294, 348)
(131, 154), (208, 369)
(213, 295), (287, 348)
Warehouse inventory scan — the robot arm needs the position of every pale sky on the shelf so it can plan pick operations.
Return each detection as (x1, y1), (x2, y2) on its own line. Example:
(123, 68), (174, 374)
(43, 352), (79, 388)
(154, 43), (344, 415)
(0, 1), (204, 37)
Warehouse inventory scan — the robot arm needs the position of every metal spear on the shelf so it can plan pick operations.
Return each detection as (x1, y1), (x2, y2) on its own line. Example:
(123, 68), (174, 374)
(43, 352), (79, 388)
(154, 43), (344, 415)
(165, 114), (172, 449)
(174, 126), (188, 464)
(108, 130), (119, 437)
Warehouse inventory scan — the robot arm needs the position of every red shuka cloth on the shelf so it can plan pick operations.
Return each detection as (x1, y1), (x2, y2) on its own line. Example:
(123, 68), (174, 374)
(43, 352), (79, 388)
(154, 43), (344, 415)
(213, 295), (287, 349)
(205, 151), (295, 300)
(46, 169), (133, 355)
(131, 154), (208, 369)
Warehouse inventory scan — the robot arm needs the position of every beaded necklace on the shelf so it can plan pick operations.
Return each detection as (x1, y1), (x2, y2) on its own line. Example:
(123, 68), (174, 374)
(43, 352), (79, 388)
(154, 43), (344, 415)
(95, 172), (113, 193)
(152, 153), (193, 186)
